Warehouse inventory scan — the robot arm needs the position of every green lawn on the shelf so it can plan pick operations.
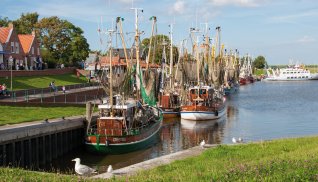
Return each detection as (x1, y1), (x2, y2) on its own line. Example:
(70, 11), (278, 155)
(0, 73), (87, 91)
(0, 106), (87, 125)
(2, 136), (318, 181)
(117, 136), (318, 181)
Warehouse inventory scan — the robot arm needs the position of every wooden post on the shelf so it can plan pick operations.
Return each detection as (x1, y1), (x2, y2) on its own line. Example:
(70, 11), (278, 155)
(86, 101), (93, 134)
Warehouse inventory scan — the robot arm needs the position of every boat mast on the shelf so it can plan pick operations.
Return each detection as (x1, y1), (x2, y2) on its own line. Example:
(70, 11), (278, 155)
(169, 23), (174, 89)
(116, 17), (130, 70)
(107, 28), (116, 116)
(131, 7), (143, 100)
(146, 16), (157, 70)
(190, 27), (200, 86)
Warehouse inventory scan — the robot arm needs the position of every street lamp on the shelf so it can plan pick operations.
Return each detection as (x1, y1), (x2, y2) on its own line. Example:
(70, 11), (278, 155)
(8, 56), (13, 92)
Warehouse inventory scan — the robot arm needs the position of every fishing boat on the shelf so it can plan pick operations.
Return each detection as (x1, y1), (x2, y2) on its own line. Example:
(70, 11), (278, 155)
(265, 63), (318, 81)
(85, 95), (162, 154)
(158, 36), (181, 118)
(85, 10), (163, 154)
(180, 26), (226, 121)
(180, 85), (226, 120)
(223, 83), (239, 95)
(239, 54), (254, 85)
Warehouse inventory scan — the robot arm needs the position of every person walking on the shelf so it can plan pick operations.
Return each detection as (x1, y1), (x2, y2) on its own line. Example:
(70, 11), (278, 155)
(62, 85), (66, 94)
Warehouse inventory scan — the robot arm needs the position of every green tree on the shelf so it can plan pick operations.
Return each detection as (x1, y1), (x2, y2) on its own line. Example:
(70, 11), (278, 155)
(0, 16), (10, 27)
(253, 55), (267, 69)
(36, 16), (89, 67)
(13, 12), (39, 34)
(141, 34), (178, 64)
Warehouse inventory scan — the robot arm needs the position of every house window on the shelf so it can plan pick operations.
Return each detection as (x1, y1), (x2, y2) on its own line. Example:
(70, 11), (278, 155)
(11, 42), (14, 53)
(15, 42), (19, 54)
(32, 47), (34, 54)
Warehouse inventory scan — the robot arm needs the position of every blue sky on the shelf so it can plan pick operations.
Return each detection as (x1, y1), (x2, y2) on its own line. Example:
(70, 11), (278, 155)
(1, 0), (318, 64)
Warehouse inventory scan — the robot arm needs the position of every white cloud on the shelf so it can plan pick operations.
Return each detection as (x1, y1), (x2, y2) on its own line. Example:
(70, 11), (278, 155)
(269, 11), (318, 24)
(297, 36), (315, 43)
(172, 0), (186, 14)
(208, 0), (266, 7)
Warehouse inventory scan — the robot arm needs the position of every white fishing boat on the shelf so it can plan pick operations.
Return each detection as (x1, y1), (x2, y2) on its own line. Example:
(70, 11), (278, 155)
(265, 63), (318, 81)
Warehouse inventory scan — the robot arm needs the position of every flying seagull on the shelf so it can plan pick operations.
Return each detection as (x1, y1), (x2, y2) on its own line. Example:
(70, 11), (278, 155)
(200, 140), (206, 149)
(72, 158), (97, 176)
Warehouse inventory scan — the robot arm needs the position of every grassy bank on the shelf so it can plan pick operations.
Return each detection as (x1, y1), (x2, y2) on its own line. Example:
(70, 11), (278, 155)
(1, 136), (318, 181)
(0, 167), (99, 182)
(0, 73), (87, 91)
(119, 136), (318, 181)
(0, 105), (86, 125)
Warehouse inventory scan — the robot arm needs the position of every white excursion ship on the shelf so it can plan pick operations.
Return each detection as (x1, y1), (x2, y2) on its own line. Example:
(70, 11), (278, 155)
(265, 63), (318, 81)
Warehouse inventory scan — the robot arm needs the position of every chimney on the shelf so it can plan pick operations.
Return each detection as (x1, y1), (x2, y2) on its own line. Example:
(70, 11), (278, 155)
(8, 23), (13, 28)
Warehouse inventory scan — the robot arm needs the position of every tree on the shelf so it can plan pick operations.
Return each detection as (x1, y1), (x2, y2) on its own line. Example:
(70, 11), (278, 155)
(12, 12), (39, 34)
(253, 55), (267, 69)
(141, 34), (179, 64)
(36, 16), (89, 66)
(0, 16), (10, 27)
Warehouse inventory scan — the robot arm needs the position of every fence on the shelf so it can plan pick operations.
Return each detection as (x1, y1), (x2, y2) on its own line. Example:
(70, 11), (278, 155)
(7, 82), (105, 104)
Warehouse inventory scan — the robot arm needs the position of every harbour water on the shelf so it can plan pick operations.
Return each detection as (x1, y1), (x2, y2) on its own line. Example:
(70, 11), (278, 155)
(47, 81), (318, 174)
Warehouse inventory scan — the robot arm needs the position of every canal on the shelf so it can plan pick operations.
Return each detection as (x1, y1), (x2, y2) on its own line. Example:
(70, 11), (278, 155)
(46, 81), (318, 174)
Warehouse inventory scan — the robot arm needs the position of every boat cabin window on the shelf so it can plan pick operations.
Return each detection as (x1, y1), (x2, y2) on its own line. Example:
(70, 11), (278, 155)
(191, 89), (198, 94)
(199, 89), (206, 95)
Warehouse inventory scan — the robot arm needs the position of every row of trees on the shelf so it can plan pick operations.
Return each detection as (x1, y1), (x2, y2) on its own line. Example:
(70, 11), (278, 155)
(0, 13), (90, 68)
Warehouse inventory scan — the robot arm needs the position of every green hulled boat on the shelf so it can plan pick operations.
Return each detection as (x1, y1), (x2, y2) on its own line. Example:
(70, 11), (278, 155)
(85, 96), (163, 154)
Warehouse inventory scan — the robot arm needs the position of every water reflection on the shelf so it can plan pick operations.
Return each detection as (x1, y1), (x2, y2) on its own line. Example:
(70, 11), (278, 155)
(181, 117), (225, 148)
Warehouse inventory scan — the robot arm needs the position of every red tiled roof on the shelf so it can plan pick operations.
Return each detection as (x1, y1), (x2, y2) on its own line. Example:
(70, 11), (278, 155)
(18, 34), (34, 54)
(0, 27), (11, 44)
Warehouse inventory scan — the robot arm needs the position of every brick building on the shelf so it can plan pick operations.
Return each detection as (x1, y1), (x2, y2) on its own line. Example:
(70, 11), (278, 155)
(0, 23), (42, 70)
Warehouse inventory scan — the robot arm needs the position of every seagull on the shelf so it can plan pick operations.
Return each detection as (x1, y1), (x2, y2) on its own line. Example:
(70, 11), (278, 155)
(238, 137), (243, 143)
(200, 140), (205, 149)
(232, 137), (237, 143)
(107, 165), (113, 173)
(72, 158), (97, 176)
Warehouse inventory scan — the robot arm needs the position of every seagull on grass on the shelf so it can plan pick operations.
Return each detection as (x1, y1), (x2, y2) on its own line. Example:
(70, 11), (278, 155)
(238, 137), (243, 143)
(72, 158), (97, 176)
(200, 140), (206, 149)
(232, 137), (237, 143)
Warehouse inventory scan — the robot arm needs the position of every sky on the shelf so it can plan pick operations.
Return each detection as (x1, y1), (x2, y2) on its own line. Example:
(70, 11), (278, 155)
(1, 0), (318, 65)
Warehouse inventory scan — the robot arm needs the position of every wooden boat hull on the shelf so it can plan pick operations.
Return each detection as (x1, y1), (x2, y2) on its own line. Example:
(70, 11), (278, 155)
(180, 105), (226, 120)
(85, 127), (160, 154)
(85, 119), (162, 154)
(161, 108), (180, 118)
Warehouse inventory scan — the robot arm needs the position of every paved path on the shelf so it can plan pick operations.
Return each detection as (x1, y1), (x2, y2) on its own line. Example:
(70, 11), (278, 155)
(93, 144), (219, 179)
